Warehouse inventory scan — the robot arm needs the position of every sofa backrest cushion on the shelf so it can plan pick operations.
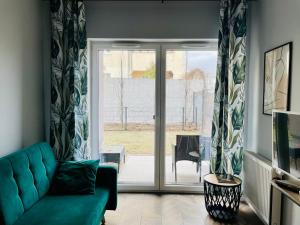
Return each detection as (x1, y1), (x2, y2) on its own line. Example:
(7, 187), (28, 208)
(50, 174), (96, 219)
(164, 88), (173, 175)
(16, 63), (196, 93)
(0, 142), (57, 225)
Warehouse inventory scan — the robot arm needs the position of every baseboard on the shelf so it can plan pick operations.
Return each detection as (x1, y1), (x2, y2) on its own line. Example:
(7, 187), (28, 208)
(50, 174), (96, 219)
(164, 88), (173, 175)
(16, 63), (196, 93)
(243, 195), (269, 225)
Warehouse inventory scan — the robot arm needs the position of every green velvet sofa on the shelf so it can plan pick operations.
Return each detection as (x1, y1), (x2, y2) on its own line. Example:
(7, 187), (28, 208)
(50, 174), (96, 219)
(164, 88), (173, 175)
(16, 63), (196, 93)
(0, 142), (117, 225)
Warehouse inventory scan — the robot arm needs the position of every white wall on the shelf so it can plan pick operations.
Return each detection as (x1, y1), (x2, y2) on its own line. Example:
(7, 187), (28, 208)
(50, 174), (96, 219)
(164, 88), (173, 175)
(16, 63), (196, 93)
(86, 1), (219, 39)
(43, 1), (51, 144)
(0, 0), (44, 156)
(246, 0), (300, 224)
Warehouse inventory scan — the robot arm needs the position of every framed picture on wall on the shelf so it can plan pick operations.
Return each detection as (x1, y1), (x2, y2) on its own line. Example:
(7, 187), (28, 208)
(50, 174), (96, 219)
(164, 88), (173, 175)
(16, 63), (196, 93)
(263, 42), (293, 115)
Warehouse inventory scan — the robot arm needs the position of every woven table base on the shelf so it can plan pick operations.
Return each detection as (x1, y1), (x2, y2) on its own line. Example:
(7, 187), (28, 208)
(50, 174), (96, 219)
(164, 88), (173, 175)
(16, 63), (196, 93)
(204, 174), (242, 221)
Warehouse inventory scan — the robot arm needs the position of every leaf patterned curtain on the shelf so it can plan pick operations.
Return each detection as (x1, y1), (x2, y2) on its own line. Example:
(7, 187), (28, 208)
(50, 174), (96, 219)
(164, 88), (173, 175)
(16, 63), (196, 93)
(210, 0), (247, 176)
(50, 0), (89, 160)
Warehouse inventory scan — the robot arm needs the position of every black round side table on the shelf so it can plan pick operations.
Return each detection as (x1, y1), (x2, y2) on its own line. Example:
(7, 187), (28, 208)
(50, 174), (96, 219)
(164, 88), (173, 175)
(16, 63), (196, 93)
(204, 174), (242, 221)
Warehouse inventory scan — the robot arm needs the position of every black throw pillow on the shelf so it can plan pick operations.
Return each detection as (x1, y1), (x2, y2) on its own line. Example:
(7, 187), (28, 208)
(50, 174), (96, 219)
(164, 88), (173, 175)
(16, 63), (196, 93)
(51, 160), (100, 195)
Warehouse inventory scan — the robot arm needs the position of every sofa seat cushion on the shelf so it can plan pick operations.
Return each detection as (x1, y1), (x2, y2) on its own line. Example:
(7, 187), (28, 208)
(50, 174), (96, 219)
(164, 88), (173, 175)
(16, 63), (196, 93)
(13, 187), (109, 225)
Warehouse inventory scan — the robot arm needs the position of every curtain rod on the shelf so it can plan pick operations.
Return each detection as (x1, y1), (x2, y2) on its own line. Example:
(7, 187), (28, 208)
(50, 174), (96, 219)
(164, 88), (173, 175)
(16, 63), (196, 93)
(84, 0), (256, 1)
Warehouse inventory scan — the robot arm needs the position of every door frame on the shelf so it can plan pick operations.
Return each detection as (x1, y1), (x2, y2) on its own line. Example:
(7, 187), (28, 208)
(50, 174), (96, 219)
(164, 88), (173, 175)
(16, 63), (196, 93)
(89, 41), (162, 191)
(88, 39), (217, 193)
(159, 43), (217, 193)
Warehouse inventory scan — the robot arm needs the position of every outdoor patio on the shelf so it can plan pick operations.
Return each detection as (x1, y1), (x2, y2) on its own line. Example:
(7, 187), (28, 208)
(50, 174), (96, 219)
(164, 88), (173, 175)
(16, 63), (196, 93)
(117, 155), (210, 185)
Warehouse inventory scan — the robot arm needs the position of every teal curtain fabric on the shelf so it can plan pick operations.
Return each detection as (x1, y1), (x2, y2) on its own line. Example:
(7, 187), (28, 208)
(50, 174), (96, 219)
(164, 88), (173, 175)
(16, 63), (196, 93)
(210, 0), (247, 176)
(50, 0), (89, 160)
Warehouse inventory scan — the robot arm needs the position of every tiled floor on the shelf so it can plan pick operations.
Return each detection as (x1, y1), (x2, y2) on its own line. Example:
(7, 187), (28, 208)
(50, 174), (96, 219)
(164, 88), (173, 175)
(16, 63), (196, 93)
(104, 194), (264, 225)
(118, 155), (210, 185)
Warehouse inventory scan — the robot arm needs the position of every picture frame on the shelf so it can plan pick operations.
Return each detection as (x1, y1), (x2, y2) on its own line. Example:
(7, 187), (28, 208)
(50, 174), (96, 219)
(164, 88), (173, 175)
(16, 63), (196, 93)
(263, 42), (293, 115)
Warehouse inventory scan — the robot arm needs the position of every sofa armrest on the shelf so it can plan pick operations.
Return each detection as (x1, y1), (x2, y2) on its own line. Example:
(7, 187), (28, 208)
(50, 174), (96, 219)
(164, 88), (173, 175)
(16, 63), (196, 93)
(96, 165), (118, 210)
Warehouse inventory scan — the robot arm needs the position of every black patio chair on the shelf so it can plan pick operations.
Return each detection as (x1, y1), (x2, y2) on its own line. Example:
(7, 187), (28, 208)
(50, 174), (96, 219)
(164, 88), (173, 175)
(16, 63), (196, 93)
(172, 135), (202, 183)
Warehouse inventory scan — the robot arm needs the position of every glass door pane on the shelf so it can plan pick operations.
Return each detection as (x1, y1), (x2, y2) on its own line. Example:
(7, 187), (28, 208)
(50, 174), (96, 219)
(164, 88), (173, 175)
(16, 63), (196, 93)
(164, 48), (217, 186)
(98, 48), (157, 186)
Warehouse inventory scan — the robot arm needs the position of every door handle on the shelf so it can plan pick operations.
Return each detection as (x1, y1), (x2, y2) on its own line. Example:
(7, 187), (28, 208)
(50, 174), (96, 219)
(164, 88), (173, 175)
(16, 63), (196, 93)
(153, 115), (156, 120)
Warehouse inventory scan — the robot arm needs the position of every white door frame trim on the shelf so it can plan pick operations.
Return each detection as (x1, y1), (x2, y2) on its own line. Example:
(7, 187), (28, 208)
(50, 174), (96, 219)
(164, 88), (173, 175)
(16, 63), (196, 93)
(88, 39), (217, 193)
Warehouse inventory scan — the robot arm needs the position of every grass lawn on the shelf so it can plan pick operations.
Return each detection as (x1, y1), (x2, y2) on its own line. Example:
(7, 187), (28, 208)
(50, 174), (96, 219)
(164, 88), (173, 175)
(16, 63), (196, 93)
(103, 130), (199, 155)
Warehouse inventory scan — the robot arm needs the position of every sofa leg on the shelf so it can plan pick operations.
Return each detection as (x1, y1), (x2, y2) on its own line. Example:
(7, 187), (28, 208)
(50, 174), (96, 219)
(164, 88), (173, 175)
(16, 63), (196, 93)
(102, 217), (105, 225)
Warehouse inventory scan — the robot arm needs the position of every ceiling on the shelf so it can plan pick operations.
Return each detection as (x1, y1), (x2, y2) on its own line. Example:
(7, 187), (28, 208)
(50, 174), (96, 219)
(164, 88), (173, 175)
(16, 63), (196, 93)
(85, 0), (230, 1)
(86, 0), (221, 1)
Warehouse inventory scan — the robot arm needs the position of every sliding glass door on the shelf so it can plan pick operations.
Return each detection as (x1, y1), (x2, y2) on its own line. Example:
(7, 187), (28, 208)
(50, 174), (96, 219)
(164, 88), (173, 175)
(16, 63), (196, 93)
(90, 41), (217, 191)
(160, 44), (217, 191)
(91, 43), (161, 190)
